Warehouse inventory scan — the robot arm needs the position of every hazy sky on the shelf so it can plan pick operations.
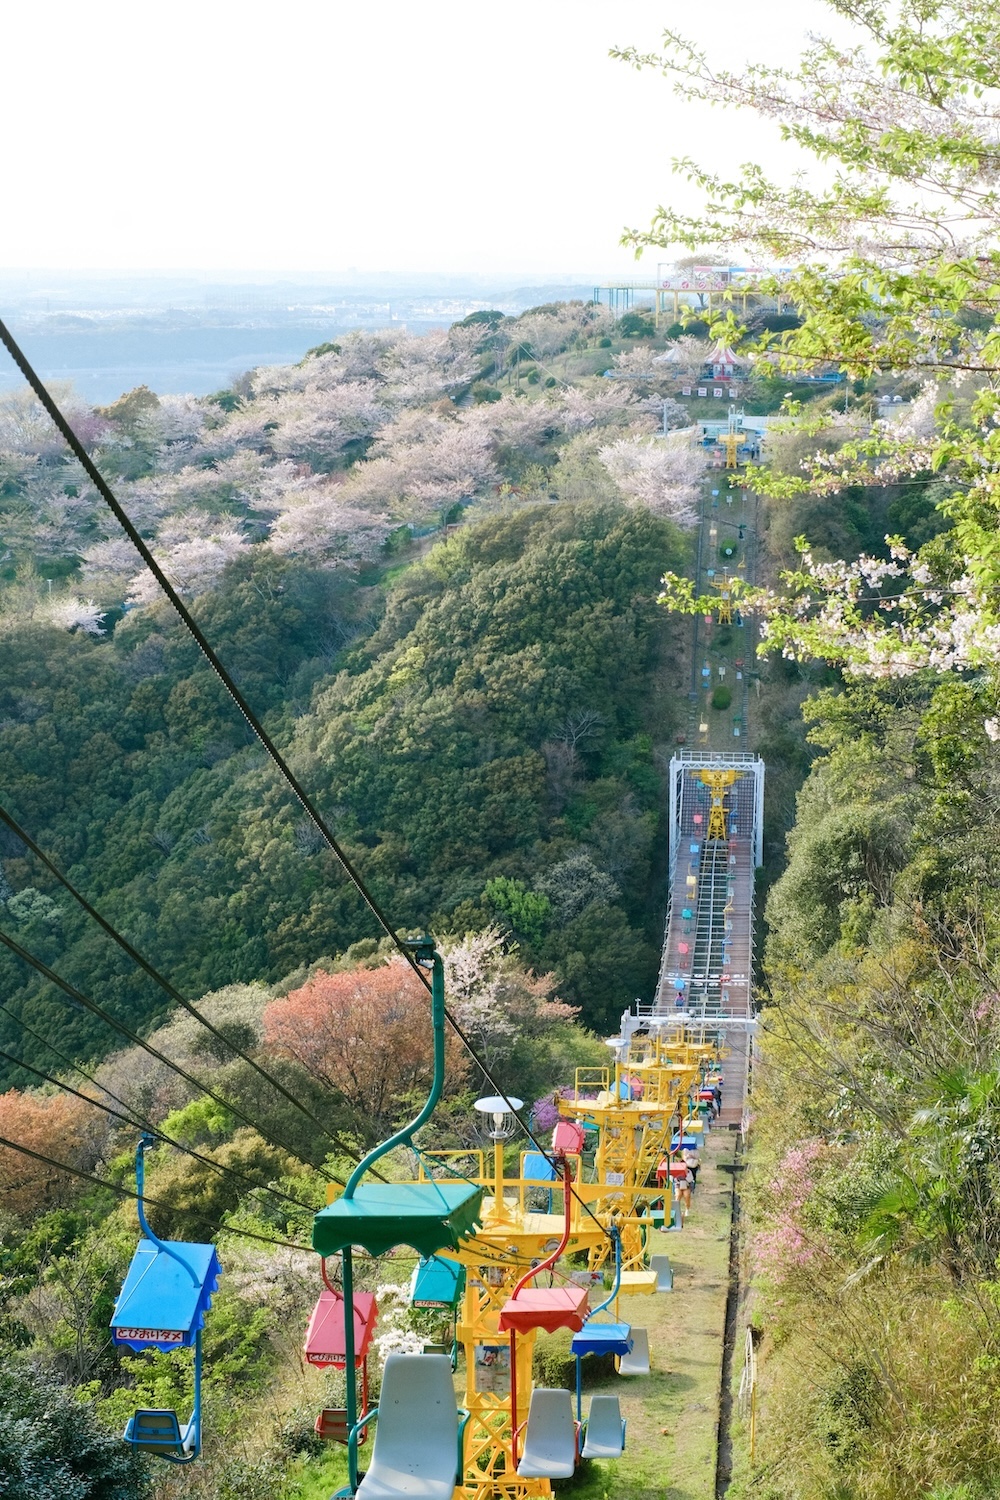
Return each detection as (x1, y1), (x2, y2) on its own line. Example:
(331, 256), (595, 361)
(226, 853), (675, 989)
(3, 0), (842, 277)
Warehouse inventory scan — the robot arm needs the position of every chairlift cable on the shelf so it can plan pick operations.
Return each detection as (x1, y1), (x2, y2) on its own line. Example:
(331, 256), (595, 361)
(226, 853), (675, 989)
(0, 325), (607, 1239)
(0, 1128), (311, 1252)
(0, 1039), (318, 1214)
(0, 800), (383, 1173)
(0, 923), (348, 1187)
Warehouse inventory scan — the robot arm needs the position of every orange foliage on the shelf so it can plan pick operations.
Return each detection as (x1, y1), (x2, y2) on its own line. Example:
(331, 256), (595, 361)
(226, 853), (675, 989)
(263, 961), (469, 1143)
(0, 1089), (92, 1218)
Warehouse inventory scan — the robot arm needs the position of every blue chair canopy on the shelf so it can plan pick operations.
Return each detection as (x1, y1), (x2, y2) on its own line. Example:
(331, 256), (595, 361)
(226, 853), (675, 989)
(410, 1255), (465, 1309)
(112, 1240), (221, 1352)
(572, 1322), (633, 1358)
(522, 1152), (558, 1182)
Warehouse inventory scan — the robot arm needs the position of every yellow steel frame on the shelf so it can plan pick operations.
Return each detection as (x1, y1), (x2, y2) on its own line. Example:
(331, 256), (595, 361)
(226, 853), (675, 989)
(720, 431), (742, 468)
(411, 1027), (725, 1499)
(415, 1155), (604, 1500)
(698, 768), (739, 842)
(711, 575), (735, 626)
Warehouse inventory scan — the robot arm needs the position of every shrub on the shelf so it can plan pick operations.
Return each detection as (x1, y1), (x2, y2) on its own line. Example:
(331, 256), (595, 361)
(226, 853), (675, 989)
(533, 1329), (615, 1388)
(0, 1365), (149, 1499)
(472, 383), (502, 404)
(598, 337), (612, 348)
(712, 685), (733, 710)
(617, 312), (655, 338)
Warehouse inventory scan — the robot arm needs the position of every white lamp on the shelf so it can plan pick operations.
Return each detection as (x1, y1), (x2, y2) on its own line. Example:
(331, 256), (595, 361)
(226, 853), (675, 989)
(473, 1095), (523, 1141)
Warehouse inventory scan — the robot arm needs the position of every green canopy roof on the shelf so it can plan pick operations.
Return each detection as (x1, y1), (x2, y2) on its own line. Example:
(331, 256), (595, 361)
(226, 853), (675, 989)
(313, 1182), (484, 1260)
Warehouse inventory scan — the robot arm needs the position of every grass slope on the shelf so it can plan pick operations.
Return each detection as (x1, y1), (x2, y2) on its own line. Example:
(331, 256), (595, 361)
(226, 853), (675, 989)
(559, 1126), (736, 1500)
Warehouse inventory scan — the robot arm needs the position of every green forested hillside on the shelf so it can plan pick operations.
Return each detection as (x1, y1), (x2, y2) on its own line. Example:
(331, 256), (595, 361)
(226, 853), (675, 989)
(726, 672), (1000, 1500)
(0, 302), (701, 1085)
(0, 305), (704, 1498)
(0, 499), (682, 1081)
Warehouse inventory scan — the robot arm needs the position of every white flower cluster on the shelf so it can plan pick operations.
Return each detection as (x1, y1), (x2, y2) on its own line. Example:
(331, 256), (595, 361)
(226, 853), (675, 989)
(748, 537), (1000, 677)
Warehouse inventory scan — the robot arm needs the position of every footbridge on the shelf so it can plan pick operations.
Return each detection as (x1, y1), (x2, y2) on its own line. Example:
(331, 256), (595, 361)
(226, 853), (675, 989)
(629, 751), (763, 1125)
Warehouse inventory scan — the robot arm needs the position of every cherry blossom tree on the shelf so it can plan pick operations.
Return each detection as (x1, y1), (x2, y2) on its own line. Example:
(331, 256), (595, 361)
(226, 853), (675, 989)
(622, 0), (1000, 681)
(341, 417), (499, 515)
(136, 392), (206, 452)
(651, 335), (709, 384)
(0, 384), (103, 458)
(443, 929), (579, 1076)
(214, 452), (324, 517)
(599, 429), (706, 525)
(268, 491), (391, 560)
(48, 595), (106, 635)
(510, 302), (612, 359)
(126, 516), (249, 603)
(265, 381), (389, 466)
(261, 960), (469, 1144)
(557, 383), (647, 435)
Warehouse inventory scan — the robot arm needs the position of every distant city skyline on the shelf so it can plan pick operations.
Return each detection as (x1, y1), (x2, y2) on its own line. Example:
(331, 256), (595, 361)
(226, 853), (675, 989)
(2, 0), (843, 276)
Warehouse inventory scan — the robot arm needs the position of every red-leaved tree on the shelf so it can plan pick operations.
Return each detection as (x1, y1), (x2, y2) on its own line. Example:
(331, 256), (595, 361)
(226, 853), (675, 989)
(0, 1090), (94, 1219)
(262, 961), (469, 1146)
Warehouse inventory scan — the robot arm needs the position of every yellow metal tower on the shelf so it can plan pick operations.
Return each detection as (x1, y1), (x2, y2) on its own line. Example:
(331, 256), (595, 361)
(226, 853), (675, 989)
(417, 1146), (604, 1499)
(711, 574), (734, 626)
(720, 430), (742, 468)
(698, 768), (739, 841)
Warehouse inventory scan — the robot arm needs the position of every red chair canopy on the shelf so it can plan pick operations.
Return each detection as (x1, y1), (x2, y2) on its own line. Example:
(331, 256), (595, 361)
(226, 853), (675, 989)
(304, 1288), (377, 1367)
(552, 1120), (586, 1155)
(498, 1286), (589, 1335)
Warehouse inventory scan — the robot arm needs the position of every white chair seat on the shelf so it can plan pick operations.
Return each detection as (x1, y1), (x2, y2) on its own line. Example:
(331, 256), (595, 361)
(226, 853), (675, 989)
(356, 1469), (455, 1500)
(356, 1353), (459, 1500)
(618, 1327), (650, 1375)
(517, 1388), (576, 1479)
(650, 1254), (673, 1291)
(582, 1394), (625, 1459)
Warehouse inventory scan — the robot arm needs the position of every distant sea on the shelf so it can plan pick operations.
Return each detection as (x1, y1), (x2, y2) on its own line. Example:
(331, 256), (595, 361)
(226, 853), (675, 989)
(0, 272), (603, 405)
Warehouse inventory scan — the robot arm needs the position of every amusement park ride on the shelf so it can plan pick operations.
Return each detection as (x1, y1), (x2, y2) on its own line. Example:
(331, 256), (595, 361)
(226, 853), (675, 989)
(108, 930), (732, 1497)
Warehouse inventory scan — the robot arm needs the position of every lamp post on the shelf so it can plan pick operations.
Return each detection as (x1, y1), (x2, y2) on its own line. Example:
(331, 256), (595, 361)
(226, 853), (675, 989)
(473, 1095), (523, 1223)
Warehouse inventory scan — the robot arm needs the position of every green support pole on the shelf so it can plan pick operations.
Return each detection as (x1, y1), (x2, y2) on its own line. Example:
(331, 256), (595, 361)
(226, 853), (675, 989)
(343, 939), (444, 1196)
(344, 1246), (358, 1490)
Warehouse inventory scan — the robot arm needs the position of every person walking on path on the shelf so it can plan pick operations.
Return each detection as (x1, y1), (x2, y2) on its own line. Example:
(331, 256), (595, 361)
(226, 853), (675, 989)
(682, 1144), (701, 1190)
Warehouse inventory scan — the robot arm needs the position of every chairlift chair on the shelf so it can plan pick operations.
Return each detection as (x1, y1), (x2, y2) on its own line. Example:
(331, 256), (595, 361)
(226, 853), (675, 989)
(516, 1388), (578, 1480)
(581, 1394), (627, 1460)
(570, 1226), (632, 1423)
(306, 1269), (378, 1444)
(521, 1150), (557, 1214)
(353, 1352), (468, 1500)
(309, 939), (483, 1496)
(112, 1135), (221, 1464)
(650, 1254), (674, 1291)
(499, 1155), (589, 1471)
(617, 1327), (651, 1376)
(409, 1255), (463, 1370)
